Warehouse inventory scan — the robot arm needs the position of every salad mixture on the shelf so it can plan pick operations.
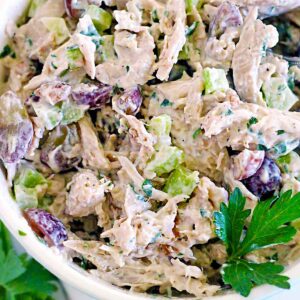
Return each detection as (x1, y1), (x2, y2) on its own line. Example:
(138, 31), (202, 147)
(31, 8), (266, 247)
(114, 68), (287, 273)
(0, 0), (300, 297)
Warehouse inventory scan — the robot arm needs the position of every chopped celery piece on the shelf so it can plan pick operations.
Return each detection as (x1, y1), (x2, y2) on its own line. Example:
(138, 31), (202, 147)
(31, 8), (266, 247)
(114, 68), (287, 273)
(61, 101), (87, 125)
(100, 35), (116, 61)
(262, 77), (298, 111)
(66, 45), (84, 69)
(148, 114), (171, 148)
(14, 165), (48, 209)
(41, 17), (70, 45)
(164, 166), (199, 196)
(145, 146), (184, 176)
(203, 67), (229, 94)
(28, 0), (46, 17)
(276, 151), (300, 176)
(32, 101), (62, 130)
(86, 5), (112, 34)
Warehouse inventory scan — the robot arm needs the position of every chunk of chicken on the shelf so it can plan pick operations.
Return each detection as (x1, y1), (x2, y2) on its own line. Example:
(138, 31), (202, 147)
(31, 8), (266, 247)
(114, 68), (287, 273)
(78, 116), (109, 170)
(66, 169), (112, 217)
(232, 7), (278, 104)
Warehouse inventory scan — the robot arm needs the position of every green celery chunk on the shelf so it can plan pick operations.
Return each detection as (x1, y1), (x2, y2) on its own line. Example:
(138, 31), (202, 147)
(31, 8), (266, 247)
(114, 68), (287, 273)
(145, 146), (184, 176)
(14, 165), (48, 209)
(203, 67), (229, 94)
(100, 35), (116, 61)
(164, 166), (199, 196)
(148, 114), (172, 148)
(66, 45), (84, 69)
(86, 5), (112, 34)
(262, 77), (298, 111)
(61, 101), (87, 125)
(41, 17), (70, 45)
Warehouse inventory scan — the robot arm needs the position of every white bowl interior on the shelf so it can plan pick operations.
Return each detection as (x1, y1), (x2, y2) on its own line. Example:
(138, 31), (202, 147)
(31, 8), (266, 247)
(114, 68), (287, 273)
(1, 1), (300, 300)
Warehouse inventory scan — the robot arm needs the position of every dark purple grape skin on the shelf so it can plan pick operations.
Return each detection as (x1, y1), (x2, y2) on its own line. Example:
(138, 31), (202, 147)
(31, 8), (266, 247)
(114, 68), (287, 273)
(209, 2), (243, 37)
(72, 83), (112, 109)
(0, 91), (33, 163)
(116, 86), (143, 115)
(24, 208), (68, 247)
(242, 157), (282, 199)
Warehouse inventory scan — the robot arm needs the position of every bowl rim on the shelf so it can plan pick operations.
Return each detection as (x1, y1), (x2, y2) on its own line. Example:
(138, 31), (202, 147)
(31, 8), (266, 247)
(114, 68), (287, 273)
(1, 1), (300, 299)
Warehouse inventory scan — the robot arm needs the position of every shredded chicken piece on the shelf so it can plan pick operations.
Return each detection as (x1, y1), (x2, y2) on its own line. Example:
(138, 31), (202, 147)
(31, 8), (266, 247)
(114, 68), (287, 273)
(232, 7), (278, 104)
(78, 116), (109, 170)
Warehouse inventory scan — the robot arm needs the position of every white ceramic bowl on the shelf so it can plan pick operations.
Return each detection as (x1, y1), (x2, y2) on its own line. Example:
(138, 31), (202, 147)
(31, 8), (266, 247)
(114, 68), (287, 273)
(1, 1), (300, 299)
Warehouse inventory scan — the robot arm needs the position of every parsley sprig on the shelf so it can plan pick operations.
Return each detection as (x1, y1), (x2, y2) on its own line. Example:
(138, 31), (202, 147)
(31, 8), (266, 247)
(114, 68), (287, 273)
(0, 221), (59, 300)
(214, 188), (300, 297)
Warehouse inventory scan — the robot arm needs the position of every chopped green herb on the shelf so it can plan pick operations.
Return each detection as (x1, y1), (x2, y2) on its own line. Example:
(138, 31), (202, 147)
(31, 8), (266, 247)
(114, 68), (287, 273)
(51, 62), (58, 70)
(112, 84), (123, 95)
(125, 65), (130, 72)
(200, 208), (209, 218)
(257, 144), (268, 151)
(18, 230), (27, 236)
(151, 9), (159, 22)
(192, 128), (203, 139)
(50, 54), (57, 58)
(277, 84), (287, 92)
(214, 188), (300, 296)
(247, 117), (258, 129)
(160, 99), (173, 107)
(26, 37), (33, 47)
(277, 130), (285, 135)
(225, 109), (233, 116)
(142, 179), (153, 197)
(59, 67), (70, 77)
(185, 21), (199, 37)
(0, 45), (15, 59)
(150, 91), (157, 100)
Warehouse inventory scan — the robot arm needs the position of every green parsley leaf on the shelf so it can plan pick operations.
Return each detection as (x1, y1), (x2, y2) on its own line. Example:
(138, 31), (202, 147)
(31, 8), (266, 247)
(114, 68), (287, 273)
(160, 99), (173, 107)
(214, 188), (251, 256)
(0, 221), (58, 299)
(151, 9), (159, 22)
(247, 117), (258, 129)
(214, 189), (300, 296)
(223, 259), (290, 297)
(277, 130), (285, 135)
(142, 179), (153, 197)
(237, 190), (299, 256)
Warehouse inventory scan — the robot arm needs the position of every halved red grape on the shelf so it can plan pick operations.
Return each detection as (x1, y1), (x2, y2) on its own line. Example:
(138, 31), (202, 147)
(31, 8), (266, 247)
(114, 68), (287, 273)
(242, 157), (281, 199)
(24, 208), (68, 247)
(72, 83), (112, 109)
(209, 2), (243, 37)
(0, 91), (33, 163)
(115, 86), (143, 115)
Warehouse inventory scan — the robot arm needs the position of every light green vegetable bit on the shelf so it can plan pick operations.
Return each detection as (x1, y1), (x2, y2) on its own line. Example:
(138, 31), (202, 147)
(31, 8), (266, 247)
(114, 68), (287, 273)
(164, 166), (199, 196)
(66, 45), (84, 69)
(148, 114), (172, 148)
(14, 165), (48, 209)
(262, 77), (298, 111)
(145, 146), (184, 176)
(86, 5), (112, 34)
(41, 17), (70, 45)
(61, 101), (87, 125)
(203, 67), (229, 94)
(100, 35), (116, 62)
